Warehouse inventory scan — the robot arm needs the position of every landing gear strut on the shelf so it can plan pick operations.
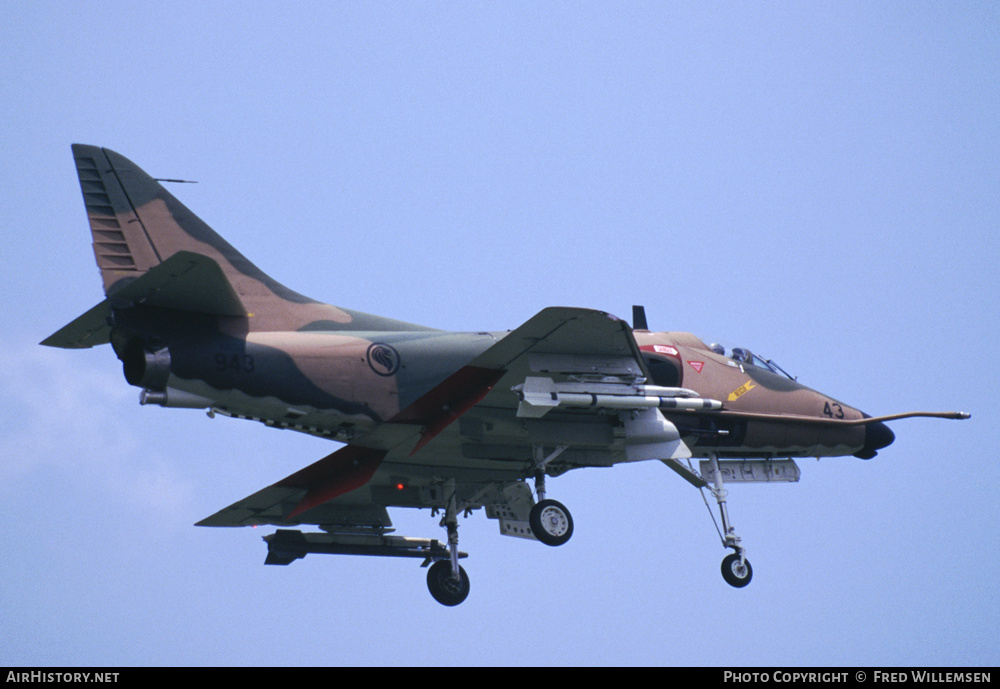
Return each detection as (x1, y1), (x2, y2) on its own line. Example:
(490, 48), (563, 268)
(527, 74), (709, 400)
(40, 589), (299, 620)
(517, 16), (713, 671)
(527, 446), (574, 546)
(706, 453), (753, 588)
(426, 481), (470, 606)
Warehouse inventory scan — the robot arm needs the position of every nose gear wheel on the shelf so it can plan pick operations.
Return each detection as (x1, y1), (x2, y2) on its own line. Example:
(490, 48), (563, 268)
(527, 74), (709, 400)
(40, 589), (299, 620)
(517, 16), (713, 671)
(697, 452), (754, 588)
(721, 552), (753, 587)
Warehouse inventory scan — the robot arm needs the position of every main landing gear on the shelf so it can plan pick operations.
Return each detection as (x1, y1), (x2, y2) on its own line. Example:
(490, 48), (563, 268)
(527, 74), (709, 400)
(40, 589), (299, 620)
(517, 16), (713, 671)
(528, 445), (574, 546)
(426, 482), (471, 606)
(424, 449), (576, 606)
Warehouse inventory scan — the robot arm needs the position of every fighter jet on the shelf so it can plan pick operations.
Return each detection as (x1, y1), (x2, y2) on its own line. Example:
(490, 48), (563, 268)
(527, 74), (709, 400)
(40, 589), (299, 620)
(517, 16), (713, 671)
(44, 145), (970, 606)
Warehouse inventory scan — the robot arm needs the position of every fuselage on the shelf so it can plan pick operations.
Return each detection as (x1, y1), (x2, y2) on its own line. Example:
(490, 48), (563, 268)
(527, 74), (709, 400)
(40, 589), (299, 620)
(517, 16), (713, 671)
(128, 307), (893, 461)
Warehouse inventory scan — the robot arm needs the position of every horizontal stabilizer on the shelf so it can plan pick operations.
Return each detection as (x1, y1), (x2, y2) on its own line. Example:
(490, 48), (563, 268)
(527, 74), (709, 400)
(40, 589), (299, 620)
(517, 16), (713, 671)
(39, 298), (116, 350)
(42, 252), (245, 349)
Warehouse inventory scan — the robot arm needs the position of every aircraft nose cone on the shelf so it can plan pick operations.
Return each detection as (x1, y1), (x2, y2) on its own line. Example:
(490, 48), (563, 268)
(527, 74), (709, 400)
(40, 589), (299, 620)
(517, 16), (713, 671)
(855, 420), (895, 459)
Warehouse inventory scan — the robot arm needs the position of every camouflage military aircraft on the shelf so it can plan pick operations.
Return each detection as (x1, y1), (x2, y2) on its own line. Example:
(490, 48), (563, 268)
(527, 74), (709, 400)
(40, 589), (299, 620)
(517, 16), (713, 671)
(44, 145), (970, 606)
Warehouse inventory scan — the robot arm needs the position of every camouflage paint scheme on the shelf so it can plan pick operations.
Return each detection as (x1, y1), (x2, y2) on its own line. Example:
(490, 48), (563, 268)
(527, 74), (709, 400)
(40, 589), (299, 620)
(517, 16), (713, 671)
(44, 146), (967, 601)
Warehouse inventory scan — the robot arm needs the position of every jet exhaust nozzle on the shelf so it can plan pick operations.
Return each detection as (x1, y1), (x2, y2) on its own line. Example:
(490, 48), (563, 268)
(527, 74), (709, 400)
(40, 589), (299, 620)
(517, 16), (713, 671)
(121, 341), (171, 390)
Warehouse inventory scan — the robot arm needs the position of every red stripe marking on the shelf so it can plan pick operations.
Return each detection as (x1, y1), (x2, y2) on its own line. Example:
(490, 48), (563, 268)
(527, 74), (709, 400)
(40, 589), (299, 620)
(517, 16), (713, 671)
(389, 365), (505, 455)
(280, 445), (386, 520)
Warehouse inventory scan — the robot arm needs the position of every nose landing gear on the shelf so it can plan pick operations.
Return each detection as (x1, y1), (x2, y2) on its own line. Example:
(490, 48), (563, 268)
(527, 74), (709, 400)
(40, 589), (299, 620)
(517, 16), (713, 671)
(706, 453), (753, 588)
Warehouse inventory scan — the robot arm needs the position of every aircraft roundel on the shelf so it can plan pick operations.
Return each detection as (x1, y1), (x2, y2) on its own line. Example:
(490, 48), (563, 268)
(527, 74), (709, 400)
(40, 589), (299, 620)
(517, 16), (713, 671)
(367, 343), (401, 376)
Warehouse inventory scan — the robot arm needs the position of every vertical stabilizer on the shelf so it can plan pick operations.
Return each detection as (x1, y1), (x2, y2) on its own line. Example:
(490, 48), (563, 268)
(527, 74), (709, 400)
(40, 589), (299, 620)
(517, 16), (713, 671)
(66, 145), (434, 334)
(72, 144), (307, 304)
(74, 145), (160, 294)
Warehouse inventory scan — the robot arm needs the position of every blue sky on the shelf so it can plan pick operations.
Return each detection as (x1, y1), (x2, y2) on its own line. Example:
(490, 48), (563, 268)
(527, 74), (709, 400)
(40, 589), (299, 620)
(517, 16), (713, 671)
(2, 2), (997, 666)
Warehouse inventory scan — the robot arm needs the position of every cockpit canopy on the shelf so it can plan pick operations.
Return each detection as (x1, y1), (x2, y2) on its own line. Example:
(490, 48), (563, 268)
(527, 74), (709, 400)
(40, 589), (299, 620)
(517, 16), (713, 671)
(709, 343), (796, 380)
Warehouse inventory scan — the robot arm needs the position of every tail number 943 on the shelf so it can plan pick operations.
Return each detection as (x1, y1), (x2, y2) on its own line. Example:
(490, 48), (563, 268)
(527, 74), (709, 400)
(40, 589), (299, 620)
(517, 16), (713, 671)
(215, 352), (255, 373)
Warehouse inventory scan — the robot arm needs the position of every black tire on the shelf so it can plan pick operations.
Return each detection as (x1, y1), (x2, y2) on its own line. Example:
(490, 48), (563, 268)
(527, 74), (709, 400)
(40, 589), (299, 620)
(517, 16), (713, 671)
(426, 560), (470, 606)
(529, 499), (574, 546)
(721, 552), (753, 588)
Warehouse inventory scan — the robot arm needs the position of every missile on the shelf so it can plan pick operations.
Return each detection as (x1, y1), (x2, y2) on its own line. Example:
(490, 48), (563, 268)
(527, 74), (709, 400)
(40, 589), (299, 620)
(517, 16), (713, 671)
(514, 376), (722, 418)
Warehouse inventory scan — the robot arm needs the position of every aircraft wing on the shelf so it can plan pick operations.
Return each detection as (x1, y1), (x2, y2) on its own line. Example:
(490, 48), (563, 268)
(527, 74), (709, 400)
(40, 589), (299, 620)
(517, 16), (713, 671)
(196, 444), (392, 528)
(198, 307), (648, 530)
(395, 306), (648, 453)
